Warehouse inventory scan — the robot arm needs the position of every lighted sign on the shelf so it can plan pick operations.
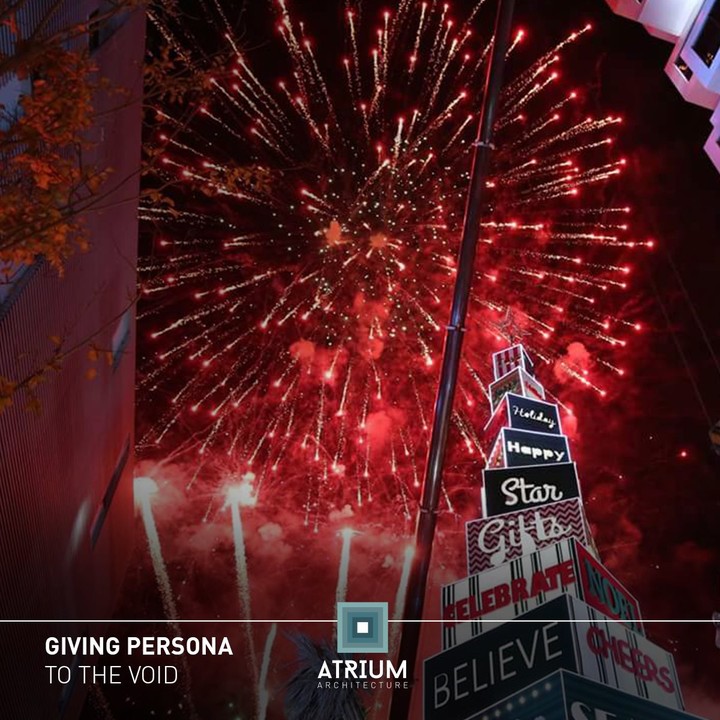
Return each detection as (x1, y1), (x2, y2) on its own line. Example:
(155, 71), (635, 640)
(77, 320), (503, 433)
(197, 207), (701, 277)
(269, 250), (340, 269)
(489, 366), (545, 412)
(492, 344), (534, 380)
(482, 462), (581, 517)
(490, 427), (571, 469)
(424, 595), (682, 720)
(466, 498), (591, 575)
(470, 670), (699, 720)
(443, 538), (643, 649)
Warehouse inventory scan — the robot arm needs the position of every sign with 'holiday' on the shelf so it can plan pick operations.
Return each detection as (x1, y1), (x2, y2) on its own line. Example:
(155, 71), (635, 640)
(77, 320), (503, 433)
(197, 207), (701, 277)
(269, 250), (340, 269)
(466, 498), (591, 575)
(481, 393), (563, 456)
(488, 427), (571, 469)
(489, 366), (546, 412)
(482, 462), (581, 517)
(442, 538), (642, 648)
(468, 670), (700, 720)
(424, 594), (682, 720)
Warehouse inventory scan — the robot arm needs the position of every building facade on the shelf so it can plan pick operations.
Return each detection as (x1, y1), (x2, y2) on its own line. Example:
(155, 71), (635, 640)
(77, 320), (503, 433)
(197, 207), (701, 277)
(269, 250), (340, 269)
(0, 2), (144, 717)
(605, 0), (720, 172)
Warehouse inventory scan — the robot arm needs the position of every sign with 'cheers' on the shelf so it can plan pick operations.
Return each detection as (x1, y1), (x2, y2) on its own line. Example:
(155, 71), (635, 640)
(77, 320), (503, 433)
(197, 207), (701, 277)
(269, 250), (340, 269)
(424, 595), (682, 720)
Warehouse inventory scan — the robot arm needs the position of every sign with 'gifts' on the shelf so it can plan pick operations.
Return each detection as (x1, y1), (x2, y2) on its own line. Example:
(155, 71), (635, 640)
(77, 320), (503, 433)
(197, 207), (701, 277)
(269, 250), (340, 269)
(442, 538), (643, 649)
(488, 427), (571, 469)
(424, 595), (682, 720)
(482, 462), (581, 517)
(466, 498), (591, 575)
(467, 670), (701, 720)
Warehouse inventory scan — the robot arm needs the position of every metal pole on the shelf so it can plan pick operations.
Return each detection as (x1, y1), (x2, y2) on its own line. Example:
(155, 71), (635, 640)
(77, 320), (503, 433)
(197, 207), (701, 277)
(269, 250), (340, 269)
(388, 1), (516, 717)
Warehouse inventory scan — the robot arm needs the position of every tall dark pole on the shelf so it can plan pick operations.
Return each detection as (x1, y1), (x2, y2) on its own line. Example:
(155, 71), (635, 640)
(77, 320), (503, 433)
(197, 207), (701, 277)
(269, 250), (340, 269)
(388, 1), (516, 718)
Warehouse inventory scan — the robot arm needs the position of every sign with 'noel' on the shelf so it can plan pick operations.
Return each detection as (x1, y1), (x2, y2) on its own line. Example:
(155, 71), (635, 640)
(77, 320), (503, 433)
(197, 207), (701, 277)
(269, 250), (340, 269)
(488, 427), (571, 469)
(470, 670), (702, 720)
(466, 498), (590, 575)
(424, 594), (682, 720)
(442, 538), (643, 649)
(482, 462), (581, 517)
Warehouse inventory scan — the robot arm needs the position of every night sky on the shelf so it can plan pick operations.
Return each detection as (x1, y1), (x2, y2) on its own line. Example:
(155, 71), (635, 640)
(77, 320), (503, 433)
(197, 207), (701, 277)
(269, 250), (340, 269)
(125, 1), (720, 718)
(525, 0), (720, 714)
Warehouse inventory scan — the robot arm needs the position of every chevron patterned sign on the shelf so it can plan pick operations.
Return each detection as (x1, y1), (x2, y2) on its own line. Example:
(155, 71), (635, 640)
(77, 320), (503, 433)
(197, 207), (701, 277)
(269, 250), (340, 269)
(466, 498), (590, 575)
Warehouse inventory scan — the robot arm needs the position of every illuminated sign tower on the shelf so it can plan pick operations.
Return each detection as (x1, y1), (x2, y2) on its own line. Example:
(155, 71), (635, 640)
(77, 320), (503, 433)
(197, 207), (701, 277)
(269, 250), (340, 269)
(422, 344), (706, 720)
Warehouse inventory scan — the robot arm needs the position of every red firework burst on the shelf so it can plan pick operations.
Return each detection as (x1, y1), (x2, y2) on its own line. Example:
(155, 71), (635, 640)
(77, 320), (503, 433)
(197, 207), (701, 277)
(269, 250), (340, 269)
(139, 0), (646, 528)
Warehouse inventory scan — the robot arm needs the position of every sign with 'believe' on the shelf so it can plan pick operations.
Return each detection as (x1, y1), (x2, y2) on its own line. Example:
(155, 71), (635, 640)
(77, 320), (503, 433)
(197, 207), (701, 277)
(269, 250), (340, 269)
(424, 595), (682, 720)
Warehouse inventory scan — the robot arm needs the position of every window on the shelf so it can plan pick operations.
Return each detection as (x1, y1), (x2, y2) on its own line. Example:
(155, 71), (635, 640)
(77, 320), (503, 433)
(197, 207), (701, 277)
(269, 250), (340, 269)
(111, 309), (131, 371)
(90, 438), (130, 548)
(674, 56), (694, 80)
(693, 0), (720, 67)
(0, 261), (41, 321)
(0, 74), (32, 130)
(87, 2), (129, 53)
(88, 10), (101, 52)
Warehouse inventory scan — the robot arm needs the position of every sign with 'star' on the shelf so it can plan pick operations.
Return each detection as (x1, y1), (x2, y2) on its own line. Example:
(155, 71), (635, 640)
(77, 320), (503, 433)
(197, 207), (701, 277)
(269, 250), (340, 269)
(482, 462), (581, 517)
(489, 427), (571, 469)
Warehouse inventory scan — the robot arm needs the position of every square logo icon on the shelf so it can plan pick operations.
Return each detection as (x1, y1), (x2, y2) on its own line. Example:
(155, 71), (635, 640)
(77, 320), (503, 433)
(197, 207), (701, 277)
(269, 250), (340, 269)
(337, 602), (389, 654)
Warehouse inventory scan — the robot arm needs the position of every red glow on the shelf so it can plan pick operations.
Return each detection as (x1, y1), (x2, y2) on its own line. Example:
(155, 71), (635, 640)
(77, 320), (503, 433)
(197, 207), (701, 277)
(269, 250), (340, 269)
(141, 2), (636, 529)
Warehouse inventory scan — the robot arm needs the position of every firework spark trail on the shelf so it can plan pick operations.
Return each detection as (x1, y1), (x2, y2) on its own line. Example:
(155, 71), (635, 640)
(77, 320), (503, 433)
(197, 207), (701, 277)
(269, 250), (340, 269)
(257, 622), (277, 720)
(226, 481), (260, 697)
(389, 545), (415, 660)
(135, 478), (178, 620)
(140, 0), (645, 525)
(335, 528), (356, 615)
(134, 477), (200, 719)
(347, 9), (362, 95)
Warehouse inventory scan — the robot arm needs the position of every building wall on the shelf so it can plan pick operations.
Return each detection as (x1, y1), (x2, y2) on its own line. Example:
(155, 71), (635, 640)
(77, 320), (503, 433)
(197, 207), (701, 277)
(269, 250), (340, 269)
(0, 4), (144, 718)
